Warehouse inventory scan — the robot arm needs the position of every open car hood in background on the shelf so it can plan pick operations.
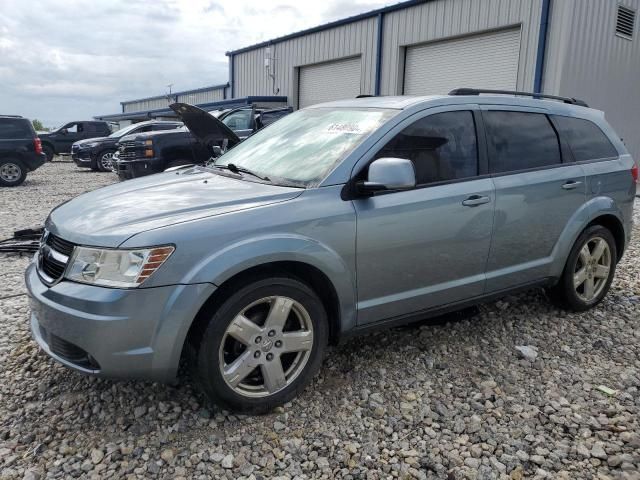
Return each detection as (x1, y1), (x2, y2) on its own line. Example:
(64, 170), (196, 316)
(169, 102), (241, 148)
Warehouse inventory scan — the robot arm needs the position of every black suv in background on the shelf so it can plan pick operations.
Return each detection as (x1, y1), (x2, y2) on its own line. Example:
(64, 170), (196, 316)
(114, 105), (292, 180)
(39, 121), (112, 161)
(72, 120), (182, 171)
(0, 115), (46, 187)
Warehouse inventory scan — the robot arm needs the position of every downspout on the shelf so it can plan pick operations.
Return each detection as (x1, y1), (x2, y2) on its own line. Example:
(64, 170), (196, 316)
(374, 12), (384, 96)
(229, 54), (235, 99)
(533, 0), (551, 94)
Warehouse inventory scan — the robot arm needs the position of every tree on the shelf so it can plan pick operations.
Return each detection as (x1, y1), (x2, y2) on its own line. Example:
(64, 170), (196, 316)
(32, 119), (47, 132)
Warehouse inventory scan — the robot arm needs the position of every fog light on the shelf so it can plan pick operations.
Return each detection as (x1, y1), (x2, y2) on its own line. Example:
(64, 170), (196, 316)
(145, 149), (153, 157)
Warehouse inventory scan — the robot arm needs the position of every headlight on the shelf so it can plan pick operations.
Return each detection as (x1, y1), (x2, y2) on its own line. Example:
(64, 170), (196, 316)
(83, 142), (99, 148)
(65, 245), (174, 288)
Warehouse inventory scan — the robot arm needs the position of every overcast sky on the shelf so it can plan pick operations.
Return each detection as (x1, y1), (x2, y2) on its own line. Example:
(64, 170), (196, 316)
(0, 0), (390, 128)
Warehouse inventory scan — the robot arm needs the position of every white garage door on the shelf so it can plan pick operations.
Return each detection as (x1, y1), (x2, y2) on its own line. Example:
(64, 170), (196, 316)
(403, 29), (521, 95)
(299, 57), (362, 108)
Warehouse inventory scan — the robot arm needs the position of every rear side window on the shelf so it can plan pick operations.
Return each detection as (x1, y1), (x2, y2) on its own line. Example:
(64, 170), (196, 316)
(375, 111), (478, 184)
(552, 115), (618, 161)
(485, 111), (561, 174)
(0, 119), (33, 138)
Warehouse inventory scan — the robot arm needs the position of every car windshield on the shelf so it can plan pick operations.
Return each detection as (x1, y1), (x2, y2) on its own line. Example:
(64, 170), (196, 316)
(213, 108), (395, 187)
(108, 123), (143, 138)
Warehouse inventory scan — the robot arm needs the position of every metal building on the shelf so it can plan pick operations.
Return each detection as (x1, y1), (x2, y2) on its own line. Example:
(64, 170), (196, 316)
(226, 0), (640, 158)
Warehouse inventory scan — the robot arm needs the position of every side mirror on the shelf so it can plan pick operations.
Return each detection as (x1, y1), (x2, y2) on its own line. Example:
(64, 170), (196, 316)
(211, 145), (223, 157)
(356, 157), (416, 195)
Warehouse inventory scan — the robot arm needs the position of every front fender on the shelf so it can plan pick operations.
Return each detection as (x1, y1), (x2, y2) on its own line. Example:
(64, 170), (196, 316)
(183, 234), (357, 333)
(549, 196), (625, 278)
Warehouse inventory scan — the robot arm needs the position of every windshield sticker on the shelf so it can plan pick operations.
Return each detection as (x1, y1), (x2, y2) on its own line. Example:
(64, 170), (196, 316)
(325, 123), (364, 134)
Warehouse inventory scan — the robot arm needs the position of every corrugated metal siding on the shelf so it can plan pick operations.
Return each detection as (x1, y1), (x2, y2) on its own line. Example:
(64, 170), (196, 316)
(380, 0), (542, 94)
(233, 17), (378, 106)
(545, 0), (640, 159)
(403, 28), (521, 94)
(122, 86), (227, 113)
(298, 56), (363, 108)
(232, 0), (543, 105)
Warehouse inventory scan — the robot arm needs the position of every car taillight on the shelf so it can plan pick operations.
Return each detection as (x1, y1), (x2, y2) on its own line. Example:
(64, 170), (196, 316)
(632, 163), (638, 183)
(34, 137), (43, 155)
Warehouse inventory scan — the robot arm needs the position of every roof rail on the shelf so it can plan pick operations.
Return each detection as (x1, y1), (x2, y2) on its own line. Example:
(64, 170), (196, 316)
(448, 88), (589, 107)
(0, 114), (24, 118)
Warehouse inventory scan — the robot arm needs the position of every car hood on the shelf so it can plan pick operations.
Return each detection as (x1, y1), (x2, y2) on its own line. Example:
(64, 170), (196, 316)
(170, 102), (240, 148)
(73, 137), (111, 146)
(46, 168), (302, 247)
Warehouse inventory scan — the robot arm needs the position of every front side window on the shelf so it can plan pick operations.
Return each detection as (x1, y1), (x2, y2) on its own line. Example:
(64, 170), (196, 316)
(222, 110), (253, 130)
(215, 108), (396, 187)
(64, 123), (81, 133)
(375, 111), (478, 184)
(485, 111), (561, 174)
(552, 115), (618, 161)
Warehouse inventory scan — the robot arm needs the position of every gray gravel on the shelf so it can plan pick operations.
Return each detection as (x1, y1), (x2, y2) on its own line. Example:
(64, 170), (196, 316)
(1, 160), (639, 479)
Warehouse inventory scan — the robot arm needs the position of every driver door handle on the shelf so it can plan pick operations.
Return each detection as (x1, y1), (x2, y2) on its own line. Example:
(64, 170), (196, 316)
(462, 195), (491, 207)
(562, 180), (583, 190)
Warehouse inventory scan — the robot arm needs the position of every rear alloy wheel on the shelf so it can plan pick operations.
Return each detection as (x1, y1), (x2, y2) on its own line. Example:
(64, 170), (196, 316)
(0, 159), (27, 187)
(195, 277), (328, 413)
(547, 225), (617, 311)
(97, 150), (115, 172)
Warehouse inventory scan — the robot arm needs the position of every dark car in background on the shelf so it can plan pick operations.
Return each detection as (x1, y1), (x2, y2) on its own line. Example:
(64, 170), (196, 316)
(71, 120), (182, 172)
(114, 105), (292, 180)
(0, 115), (46, 187)
(38, 121), (112, 161)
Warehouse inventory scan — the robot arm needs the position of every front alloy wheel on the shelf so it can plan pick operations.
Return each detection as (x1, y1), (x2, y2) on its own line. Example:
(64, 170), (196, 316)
(573, 236), (611, 302)
(219, 296), (314, 397)
(97, 151), (115, 172)
(195, 277), (328, 413)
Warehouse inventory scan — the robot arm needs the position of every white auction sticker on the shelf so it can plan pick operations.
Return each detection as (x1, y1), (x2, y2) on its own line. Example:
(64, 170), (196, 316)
(325, 123), (363, 134)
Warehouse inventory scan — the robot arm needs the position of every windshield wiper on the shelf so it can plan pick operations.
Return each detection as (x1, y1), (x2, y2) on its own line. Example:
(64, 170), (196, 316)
(216, 163), (271, 182)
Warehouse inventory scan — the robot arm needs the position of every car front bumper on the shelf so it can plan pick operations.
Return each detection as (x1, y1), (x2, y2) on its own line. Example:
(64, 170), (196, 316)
(114, 159), (162, 180)
(25, 261), (215, 383)
(71, 149), (93, 167)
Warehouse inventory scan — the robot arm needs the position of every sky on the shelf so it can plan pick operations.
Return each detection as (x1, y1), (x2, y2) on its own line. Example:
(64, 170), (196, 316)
(0, 0), (391, 128)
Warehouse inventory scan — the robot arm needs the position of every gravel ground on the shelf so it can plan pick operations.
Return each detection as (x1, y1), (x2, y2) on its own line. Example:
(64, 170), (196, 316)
(1, 160), (639, 480)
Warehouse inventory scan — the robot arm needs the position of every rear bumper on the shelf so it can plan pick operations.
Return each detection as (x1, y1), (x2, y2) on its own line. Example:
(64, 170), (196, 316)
(23, 153), (46, 172)
(25, 261), (215, 383)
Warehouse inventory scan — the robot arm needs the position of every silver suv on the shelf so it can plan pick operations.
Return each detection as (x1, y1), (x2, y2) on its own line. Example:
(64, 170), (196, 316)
(26, 90), (637, 413)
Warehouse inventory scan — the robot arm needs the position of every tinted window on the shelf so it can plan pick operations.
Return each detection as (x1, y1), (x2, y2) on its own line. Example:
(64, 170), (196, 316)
(222, 111), (253, 130)
(485, 111), (561, 174)
(153, 124), (180, 131)
(376, 111), (478, 184)
(85, 123), (99, 134)
(552, 115), (618, 161)
(0, 119), (32, 138)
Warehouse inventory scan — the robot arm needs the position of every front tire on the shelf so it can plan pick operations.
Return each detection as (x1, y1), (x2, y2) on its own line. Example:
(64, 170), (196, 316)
(96, 150), (116, 172)
(194, 277), (328, 414)
(547, 225), (617, 311)
(0, 159), (27, 186)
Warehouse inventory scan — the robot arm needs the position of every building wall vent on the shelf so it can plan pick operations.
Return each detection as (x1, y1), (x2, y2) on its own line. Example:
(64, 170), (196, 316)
(616, 5), (636, 39)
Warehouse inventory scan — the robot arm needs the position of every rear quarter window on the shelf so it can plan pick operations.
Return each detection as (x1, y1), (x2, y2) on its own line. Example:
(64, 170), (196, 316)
(551, 115), (618, 161)
(0, 119), (33, 139)
(484, 111), (561, 174)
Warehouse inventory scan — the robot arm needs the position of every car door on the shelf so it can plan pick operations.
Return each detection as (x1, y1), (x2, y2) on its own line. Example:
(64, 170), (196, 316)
(221, 109), (255, 139)
(353, 107), (495, 325)
(58, 122), (83, 152)
(482, 107), (587, 292)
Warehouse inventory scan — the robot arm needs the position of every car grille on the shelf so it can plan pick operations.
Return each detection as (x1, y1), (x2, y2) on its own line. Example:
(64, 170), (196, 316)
(118, 141), (141, 161)
(37, 231), (76, 285)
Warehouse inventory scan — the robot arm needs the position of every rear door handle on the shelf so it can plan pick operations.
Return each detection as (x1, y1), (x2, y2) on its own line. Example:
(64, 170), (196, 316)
(562, 180), (583, 190)
(462, 195), (491, 207)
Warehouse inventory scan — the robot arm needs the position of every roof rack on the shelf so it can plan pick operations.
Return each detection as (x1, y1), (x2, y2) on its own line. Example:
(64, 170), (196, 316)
(0, 114), (24, 118)
(448, 88), (589, 107)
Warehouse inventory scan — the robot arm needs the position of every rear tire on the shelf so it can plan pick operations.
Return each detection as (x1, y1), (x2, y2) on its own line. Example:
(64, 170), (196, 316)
(547, 225), (617, 311)
(194, 277), (328, 414)
(0, 159), (27, 187)
(42, 144), (54, 162)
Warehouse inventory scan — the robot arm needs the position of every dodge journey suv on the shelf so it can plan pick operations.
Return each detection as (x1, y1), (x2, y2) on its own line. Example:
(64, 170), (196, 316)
(26, 90), (637, 413)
